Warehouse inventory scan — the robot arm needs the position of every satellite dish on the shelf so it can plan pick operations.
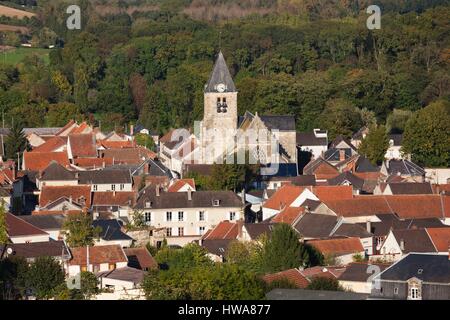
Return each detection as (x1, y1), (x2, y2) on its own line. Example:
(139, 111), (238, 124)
(6, 247), (13, 255)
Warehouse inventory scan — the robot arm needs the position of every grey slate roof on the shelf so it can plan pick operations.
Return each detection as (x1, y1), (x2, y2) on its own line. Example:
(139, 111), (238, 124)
(387, 182), (433, 195)
(135, 187), (242, 210)
(1, 241), (70, 260)
(244, 223), (276, 240)
(294, 214), (339, 239)
(357, 214), (447, 237)
(205, 51), (236, 93)
(238, 112), (296, 131)
(384, 159), (425, 176)
(327, 171), (365, 191)
(202, 239), (233, 257)
(92, 219), (133, 241)
(39, 161), (76, 181)
(19, 214), (65, 230)
(377, 253), (450, 283)
(78, 168), (131, 184)
(324, 148), (352, 162)
(266, 288), (369, 300)
(391, 229), (437, 253)
(355, 156), (379, 172)
(297, 132), (328, 146)
(339, 263), (390, 282)
(97, 267), (146, 285)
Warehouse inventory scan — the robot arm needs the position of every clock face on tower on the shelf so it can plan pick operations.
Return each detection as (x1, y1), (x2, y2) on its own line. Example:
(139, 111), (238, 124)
(216, 83), (226, 93)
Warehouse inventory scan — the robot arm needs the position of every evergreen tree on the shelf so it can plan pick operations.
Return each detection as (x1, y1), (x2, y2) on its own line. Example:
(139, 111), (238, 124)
(260, 224), (301, 273)
(358, 125), (390, 166)
(4, 121), (29, 163)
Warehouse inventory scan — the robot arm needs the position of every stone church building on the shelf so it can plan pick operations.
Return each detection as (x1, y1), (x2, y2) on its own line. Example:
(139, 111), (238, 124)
(160, 52), (297, 174)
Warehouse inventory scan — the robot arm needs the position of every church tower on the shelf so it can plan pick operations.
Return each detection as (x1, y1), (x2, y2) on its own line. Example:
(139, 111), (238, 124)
(200, 52), (238, 163)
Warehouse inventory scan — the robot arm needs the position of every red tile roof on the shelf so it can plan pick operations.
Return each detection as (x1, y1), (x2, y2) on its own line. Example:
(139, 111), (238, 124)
(55, 120), (76, 136)
(98, 140), (136, 149)
(272, 207), (304, 225)
(307, 237), (364, 255)
(31, 136), (67, 153)
(71, 122), (92, 134)
(92, 192), (135, 206)
(39, 185), (92, 208)
(69, 245), (128, 266)
(167, 179), (196, 192)
(262, 269), (310, 288)
(263, 185), (306, 211)
(23, 152), (70, 171)
(69, 133), (97, 158)
(300, 266), (346, 279)
(426, 227), (450, 252)
(203, 221), (239, 240)
(124, 247), (158, 270)
(311, 185), (353, 202)
(6, 213), (48, 237)
(32, 210), (83, 216)
(74, 157), (114, 169)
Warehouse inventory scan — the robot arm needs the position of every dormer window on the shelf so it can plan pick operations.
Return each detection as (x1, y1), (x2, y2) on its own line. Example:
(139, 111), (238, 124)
(145, 201), (152, 208)
(213, 200), (220, 207)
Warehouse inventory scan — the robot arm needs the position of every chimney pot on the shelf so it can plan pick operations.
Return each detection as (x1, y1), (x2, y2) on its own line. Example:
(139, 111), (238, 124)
(366, 220), (372, 233)
(155, 185), (160, 197)
(400, 239), (405, 251)
(187, 188), (192, 201)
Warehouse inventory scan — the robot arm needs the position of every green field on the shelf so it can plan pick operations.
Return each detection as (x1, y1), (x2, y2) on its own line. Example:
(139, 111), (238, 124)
(0, 47), (51, 66)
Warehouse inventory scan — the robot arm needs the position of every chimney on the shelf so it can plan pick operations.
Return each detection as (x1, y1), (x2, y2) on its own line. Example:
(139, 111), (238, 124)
(237, 219), (244, 239)
(187, 188), (192, 201)
(400, 239), (405, 251)
(69, 196), (72, 204)
(155, 185), (160, 197)
(241, 188), (246, 205)
(144, 162), (149, 175)
(113, 190), (116, 197)
(366, 220), (372, 233)
(339, 149), (346, 162)
(130, 124), (134, 136)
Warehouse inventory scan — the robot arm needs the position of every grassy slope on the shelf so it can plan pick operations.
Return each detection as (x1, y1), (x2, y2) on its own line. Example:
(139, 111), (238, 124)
(0, 47), (50, 65)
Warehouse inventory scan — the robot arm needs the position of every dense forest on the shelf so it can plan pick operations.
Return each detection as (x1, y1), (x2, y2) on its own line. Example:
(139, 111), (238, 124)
(0, 1), (449, 145)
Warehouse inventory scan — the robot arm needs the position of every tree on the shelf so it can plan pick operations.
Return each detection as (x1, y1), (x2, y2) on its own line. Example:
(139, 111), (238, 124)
(306, 277), (343, 291)
(386, 109), (413, 134)
(46, 102), (83, 127)
(80, 271), (99, 300)
(0, 201), (7, 244)
(358, 125), (390, 166)
(260, 224), (301, 273)
(4, 121), (29, 163)
(320, 98), (363, 140)
(134, 133), (155, 150)
(402, 100), (450, 167)
(26, 256), (65, 299)
(155, 243), (212, 270)
(62, 213), (101, 247)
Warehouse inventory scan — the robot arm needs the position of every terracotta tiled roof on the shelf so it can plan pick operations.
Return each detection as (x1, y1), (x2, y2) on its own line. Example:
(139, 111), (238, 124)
(32, 210), (82, 216)
(425, 227), (450, 252)
(71, 122), (92, 134)
(203, 221), (239, 240)
(124, 247), (158, 270)
(167, 179), (196, 192)
(300, 266), (347, 279)
(39, 185), (92, 208)
(325, 196), (393, 217)
(74, 157), (114, 169)
(311, 185), (353, 202)
(55, 120), (76, 136)
(23, 152), (70, 171)
(98, 140), (135, 149)
(353, 172), (383, 180)
(307, 237), (364, 255)
(69, 245), (128, 266)
(272, 207), (304, 225)
(432, 184), (450, 194)
(262, 269), (310, 288)
(303, 158), (339, 179)
(92, 192), (135, 206)
(6, 213), (48, 237)
(263, 185), (306, 211)
(31, 136), (67, 153)
(100, 148), (156, 164)
(69, 134), (97, 158)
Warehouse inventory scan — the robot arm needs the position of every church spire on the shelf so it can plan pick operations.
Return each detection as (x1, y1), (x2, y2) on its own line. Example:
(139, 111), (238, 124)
(204, 51), (236, 93)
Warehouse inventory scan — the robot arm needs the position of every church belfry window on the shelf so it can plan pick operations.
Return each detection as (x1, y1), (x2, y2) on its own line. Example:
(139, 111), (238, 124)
(217, 97), (228, 113)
